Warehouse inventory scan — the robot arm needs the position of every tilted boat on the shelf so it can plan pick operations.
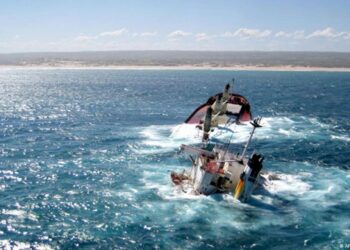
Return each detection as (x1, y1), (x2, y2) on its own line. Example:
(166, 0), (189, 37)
(185, 83), (252, 126)
(171, 82), (265, 202)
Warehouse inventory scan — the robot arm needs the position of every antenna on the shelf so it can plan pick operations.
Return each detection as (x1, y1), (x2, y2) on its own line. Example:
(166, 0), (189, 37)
(231, 78), (235, 89)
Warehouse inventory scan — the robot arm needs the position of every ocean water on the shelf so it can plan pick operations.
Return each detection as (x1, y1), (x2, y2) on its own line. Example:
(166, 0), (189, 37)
(0, 69), (349, 249)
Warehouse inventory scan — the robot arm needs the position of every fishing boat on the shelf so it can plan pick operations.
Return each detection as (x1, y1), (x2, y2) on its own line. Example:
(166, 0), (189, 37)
(171, 82), (265, 202)
(185, 82), (252, 125)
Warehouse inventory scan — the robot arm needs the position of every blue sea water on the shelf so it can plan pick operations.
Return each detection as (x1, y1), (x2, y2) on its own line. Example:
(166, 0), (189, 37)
(0, 69), (349, 249)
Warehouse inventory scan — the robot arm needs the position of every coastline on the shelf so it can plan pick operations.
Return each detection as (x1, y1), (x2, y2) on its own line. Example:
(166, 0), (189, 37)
(1, 64), (350, 72)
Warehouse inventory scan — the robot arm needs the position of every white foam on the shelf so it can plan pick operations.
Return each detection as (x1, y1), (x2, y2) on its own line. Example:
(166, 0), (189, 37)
(140, 166), (208, 201)
(277, 128), (304, 138)
(1, 209), (26, 217)
(137, 116), (319, 155)
(53, 194), (62, 200)
(0, 170), (15, 175)
(67, 190), (78, 195)
(308, 117), (330, 129)
(172, 122), (253, 144)
(263, 173), (311, 195)
(0, 240), (53, 250)
(1, 209), (38, 221)
(305, 182), (343, 201)
(140, 124), (191, 149)
(170, 123), (201, 140)
(257, 116), (336, 141)
(331, 135), (350, 142)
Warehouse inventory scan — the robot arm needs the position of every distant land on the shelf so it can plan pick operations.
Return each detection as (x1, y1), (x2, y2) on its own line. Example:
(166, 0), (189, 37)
(1, 51), (350, 71)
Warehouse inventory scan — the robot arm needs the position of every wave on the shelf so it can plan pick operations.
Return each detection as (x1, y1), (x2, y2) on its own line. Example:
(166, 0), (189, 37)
(0, 240), (53, 250)
(1, 209), (38, 221)
(262, 173), (312, 196)
(136, 116), (338, 155)
(331, 135), (350, 142)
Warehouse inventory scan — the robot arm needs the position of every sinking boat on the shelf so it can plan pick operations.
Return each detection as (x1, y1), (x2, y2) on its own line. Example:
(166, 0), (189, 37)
(185, 82), (252, 127)
(171, 82), (265, 202)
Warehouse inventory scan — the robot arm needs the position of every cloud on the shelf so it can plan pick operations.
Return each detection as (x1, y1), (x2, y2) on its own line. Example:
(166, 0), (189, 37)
(133, 31), (158, 37)
(275, 30), (305, 39)
(275, 27), (350, 40)
(195, 33), (210, 41)
(306, 27), (349, 39)
(223, 28), (272, 39)
(69, 26), (350, 51)
(167, 30), (191, 40)
(74, 35), (97, 42)
(99, 28), (128, 37)
(222, 32), (233, 37)
(275, 31), (287, 37)
(140, 31), (158, 37)
(74, 28), (128, 42)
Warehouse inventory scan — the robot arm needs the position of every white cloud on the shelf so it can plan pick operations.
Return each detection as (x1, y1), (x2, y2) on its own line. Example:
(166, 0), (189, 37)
(292, 31), (305, 39)
(195, 33), (210, 41)
(133, 31), (158, 37)
(306, 27), (349, 39)
(167, 30), (191, 40)
(275, 30), (305, 39)
(222, 32), (233, 37)
(140, 31), (158, 37)
(74, 28), (128, 42)
(99, 28), (128, 37)
(21, 26), (350, 53)
(275, 31), (287, 37)
(74, 35), (97, 42)
(223, 28), (271, 39)
(274, 28), (350, 40)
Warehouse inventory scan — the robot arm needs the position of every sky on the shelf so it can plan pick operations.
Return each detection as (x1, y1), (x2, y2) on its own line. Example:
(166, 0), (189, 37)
(0, 0), (350, 53)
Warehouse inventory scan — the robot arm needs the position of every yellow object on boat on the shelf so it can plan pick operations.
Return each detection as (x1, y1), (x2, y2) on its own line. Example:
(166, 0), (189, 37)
(234, 179), (245, 199)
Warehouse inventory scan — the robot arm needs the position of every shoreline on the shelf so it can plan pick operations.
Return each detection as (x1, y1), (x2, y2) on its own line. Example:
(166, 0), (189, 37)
(1, 64), (350, 72)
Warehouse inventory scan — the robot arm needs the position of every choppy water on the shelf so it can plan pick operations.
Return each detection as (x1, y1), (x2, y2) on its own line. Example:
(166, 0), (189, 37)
(0, 69), (349, 249)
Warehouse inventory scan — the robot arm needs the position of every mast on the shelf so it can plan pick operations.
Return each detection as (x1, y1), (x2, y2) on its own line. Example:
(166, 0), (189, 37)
(202, 107), (212, 145)
(240, 117), (262, 161)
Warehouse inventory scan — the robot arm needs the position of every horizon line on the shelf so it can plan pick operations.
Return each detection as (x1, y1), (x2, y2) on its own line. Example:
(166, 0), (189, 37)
(1, 49), (350, 55)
